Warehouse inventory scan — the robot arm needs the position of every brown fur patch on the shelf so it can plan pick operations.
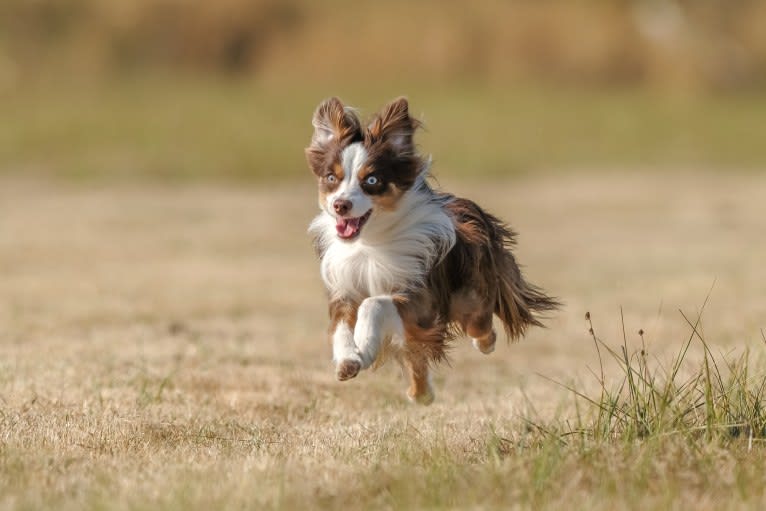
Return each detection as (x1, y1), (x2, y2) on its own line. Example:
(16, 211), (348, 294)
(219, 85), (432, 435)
(369, 185), (406, 211)
(305, 97), (362, 179)
(358, 97), (424, 208)
(387, 193), (560, 367)
(357, 164), (405, 211)
(394, 294), (450, 365)
(401, 349), (433, 404)
(328, 300), (358, 338)
(366, 97), (421, 151)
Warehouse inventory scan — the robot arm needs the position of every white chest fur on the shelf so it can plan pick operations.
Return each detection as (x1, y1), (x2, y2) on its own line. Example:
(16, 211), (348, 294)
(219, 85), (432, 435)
(320, 238), (422, 300)
(309, 186), (456, 302)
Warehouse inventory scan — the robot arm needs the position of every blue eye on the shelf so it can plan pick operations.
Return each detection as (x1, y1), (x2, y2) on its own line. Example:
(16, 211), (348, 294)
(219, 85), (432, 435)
(365, 176), (378, 186)
(326, 174), (337, 183)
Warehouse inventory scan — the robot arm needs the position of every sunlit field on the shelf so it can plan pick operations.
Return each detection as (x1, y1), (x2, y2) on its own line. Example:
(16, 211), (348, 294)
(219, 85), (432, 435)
(3, 0), (766, 508)
(2, 171), (765, 510)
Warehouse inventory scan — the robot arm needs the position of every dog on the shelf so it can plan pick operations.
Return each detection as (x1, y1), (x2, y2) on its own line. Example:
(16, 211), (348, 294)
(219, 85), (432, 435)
(306, 97), (559, 404)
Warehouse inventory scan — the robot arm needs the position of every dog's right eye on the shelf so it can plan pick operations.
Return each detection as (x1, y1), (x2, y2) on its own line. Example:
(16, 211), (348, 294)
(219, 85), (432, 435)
(325, 174), (337, 184)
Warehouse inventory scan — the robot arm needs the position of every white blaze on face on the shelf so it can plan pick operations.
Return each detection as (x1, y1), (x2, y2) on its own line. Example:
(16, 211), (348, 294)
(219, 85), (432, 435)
(326, 142), (373, 218)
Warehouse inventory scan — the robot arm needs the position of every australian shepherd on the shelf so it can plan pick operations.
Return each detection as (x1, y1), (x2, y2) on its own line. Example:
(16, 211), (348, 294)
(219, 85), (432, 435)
(306, 97), (559, 404)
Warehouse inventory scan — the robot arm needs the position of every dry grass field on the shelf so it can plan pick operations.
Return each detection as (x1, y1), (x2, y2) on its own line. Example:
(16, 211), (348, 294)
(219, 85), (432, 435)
(2, 172), (766, 510)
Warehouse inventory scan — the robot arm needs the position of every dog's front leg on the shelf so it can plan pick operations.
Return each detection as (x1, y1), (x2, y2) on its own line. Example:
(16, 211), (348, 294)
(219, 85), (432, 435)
(332, 321), (364, 381)
(329, 300), (363, 381)
(354, 295), (404, 369)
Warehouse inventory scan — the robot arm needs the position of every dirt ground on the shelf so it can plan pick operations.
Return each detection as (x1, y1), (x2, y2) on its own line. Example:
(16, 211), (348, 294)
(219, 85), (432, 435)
(1, 172), (765, 509)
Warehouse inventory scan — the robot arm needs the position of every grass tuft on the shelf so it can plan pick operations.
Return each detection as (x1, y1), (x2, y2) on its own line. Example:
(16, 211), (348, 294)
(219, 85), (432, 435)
(540, 297), (766, 448)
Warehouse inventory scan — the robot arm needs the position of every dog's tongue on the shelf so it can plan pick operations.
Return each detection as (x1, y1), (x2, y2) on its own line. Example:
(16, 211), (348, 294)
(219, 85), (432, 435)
(336, 217), (361, 238)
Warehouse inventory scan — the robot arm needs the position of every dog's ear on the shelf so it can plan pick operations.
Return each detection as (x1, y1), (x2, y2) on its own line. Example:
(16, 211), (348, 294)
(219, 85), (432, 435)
(367, 97), (421, 155)
(309, 97), (360, 148)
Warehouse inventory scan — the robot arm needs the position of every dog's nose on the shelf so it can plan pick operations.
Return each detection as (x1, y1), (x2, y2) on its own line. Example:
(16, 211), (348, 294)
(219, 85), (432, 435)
(333, 199), (352, 216)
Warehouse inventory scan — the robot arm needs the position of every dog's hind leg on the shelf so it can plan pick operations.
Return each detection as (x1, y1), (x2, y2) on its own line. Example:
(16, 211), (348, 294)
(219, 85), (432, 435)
(466, 311), (496, 355)
(402, 350), (434, 405)
(450, 290), (497, 355)
(354, 295), (404, 369)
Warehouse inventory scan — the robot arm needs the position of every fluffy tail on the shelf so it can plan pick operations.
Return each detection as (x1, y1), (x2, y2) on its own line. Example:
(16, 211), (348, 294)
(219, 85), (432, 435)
(489, 215), (561, 340)
(444, 196), (560, 341)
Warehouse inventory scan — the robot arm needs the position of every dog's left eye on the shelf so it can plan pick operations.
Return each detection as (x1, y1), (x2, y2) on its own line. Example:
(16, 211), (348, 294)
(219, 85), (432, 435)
(365, 176), (379, 186)
(326, 174), (337, 184)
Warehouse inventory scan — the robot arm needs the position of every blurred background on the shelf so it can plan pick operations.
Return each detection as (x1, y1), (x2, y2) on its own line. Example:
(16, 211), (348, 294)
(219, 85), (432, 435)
(2, 7), (766, 500)
(1, 0), (765, 181)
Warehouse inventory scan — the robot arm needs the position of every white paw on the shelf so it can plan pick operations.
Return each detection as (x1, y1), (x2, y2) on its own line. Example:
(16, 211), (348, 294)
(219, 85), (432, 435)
(472, 332), (496, 354)
(335, 354), (362, 381)
(407, 386), (435, 406)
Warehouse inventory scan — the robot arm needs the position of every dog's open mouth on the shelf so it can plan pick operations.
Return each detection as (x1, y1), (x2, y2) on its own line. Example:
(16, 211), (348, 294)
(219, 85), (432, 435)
(335, 210), (372, 240)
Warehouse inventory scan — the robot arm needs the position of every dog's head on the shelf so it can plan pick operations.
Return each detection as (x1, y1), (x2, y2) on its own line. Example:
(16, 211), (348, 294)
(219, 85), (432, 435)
(305, 97), (423, 241)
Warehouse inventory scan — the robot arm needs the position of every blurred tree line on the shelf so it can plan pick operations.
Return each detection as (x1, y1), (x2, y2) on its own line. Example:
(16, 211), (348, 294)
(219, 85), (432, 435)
(0, 0), (764, 91)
